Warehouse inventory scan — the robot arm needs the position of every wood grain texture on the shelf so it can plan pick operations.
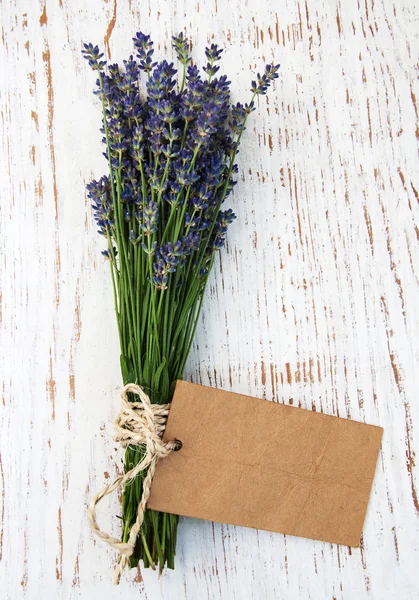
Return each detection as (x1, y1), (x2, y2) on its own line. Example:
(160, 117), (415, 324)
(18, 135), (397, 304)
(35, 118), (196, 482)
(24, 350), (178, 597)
(0, 0), (418, 598)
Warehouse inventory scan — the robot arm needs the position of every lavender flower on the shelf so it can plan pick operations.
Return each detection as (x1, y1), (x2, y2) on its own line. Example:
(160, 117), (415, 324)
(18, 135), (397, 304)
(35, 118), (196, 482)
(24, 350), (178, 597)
(212, 208), (236, 248)
(83, 27), (276, 305)
(203, 43), (223, 78)
(87, 176), (114, 236)
(84, 25), (277, 279)
(172, 33), (191, 65)
(140, 201), (158, 236)
(101, 247), (117, 260)
(133, 32), (156, 74)
(251, 63), (280, 95)
(82, 43), (106, 71)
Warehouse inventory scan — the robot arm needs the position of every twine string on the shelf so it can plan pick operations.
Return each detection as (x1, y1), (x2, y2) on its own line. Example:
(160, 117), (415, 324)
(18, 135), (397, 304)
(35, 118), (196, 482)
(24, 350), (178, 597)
(87, 383), (176, 584)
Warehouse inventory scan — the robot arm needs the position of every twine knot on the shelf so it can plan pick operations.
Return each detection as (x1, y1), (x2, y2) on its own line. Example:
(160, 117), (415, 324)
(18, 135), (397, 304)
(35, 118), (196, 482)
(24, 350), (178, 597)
(87, 383), (177, 584)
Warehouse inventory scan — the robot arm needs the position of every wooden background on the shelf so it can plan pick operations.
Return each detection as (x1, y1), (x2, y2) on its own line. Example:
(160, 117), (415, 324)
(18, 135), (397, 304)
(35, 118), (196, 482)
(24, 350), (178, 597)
(1, 0), (418, 598)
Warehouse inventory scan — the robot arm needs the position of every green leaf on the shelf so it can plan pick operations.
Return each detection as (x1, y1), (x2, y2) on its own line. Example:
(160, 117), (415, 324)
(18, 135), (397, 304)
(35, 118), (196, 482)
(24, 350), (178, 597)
(160, 365), (170, 403)
(120, 354), (128, 383)
(152, 358), (167, 394)
(120, 354), (137, 385)
(142, 353), (150, 388)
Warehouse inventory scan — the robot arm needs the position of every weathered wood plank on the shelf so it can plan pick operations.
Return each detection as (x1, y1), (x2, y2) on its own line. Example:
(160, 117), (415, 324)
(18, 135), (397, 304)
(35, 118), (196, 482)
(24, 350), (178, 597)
(0, 0), (418, 598)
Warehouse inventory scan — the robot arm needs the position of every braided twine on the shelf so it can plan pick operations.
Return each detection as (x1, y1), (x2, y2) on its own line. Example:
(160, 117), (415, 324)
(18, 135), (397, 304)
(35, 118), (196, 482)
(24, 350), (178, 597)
(87, 383), (176, 584)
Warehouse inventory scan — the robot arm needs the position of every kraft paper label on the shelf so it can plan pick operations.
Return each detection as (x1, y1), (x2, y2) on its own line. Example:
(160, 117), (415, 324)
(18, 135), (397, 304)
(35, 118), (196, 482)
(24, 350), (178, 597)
(148, 381), (383, 546)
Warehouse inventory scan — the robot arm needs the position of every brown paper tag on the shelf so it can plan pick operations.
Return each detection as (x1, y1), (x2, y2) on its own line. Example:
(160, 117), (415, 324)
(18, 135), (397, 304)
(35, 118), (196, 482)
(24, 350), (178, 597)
(148, 381), (383, 547)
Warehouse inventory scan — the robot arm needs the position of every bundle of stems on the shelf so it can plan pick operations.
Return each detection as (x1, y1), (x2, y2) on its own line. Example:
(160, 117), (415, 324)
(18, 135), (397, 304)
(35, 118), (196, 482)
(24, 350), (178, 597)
(83, 31), (278, 572)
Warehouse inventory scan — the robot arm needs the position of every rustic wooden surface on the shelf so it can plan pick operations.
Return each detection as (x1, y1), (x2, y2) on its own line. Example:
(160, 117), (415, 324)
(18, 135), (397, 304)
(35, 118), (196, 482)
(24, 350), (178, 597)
(1, 0), (418, 598)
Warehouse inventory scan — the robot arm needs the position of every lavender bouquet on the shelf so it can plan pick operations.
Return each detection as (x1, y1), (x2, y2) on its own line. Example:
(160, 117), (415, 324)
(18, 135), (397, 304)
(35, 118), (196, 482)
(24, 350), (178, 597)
(83, 32), (278, 576)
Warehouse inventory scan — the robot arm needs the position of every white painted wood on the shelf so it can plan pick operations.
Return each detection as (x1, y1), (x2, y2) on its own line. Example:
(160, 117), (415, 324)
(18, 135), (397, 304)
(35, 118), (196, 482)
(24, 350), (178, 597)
(1, 0), (418, 598)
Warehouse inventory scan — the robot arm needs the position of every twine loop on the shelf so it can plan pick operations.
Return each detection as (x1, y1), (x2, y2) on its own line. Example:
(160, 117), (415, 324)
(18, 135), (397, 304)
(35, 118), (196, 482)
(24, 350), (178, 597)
(87, 383), (177, 584)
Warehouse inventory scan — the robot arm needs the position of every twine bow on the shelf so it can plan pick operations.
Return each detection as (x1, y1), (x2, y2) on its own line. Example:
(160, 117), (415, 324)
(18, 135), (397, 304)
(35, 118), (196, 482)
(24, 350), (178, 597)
(87, 383), (177, 584)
